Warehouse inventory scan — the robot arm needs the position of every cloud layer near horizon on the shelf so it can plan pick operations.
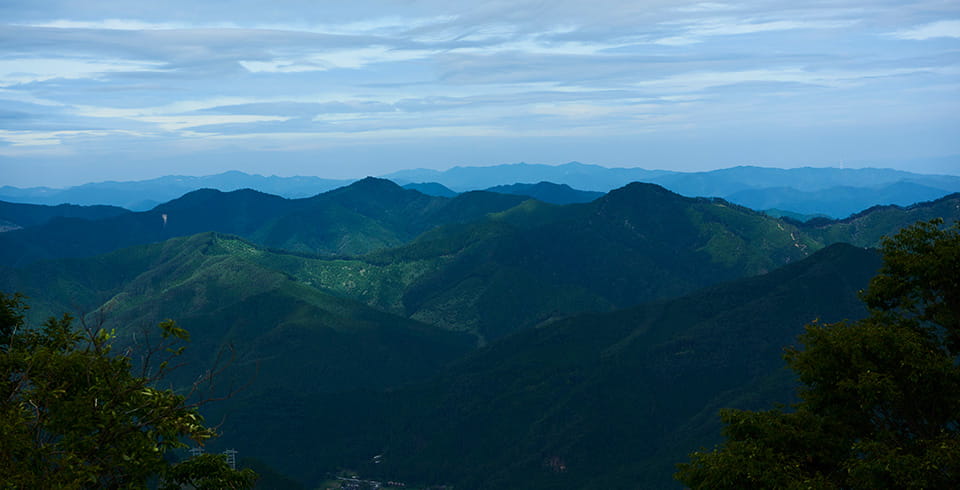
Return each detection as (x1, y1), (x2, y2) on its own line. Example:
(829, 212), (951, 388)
(1, 1), (958, 185)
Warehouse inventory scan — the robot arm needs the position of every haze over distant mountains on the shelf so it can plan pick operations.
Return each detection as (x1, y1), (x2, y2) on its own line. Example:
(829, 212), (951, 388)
(0, 171), (352, 211)
(387, 162), (960, 217)
(2, 162), (959, 218)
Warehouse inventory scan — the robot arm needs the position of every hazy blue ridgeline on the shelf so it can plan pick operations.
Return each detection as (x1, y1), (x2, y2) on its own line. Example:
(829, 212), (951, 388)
(3, 163), (960, 217)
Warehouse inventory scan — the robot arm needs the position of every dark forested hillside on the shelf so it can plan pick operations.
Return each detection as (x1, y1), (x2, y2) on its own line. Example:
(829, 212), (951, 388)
(483, 181), (604, 204)
(207, 243), (881, 488)
(401, 182), (458, 197)
(0, 232), (475, 395)
(0, 200), (130, 231)
(797, 192), (960, 246)
(242, 182), (820, 343)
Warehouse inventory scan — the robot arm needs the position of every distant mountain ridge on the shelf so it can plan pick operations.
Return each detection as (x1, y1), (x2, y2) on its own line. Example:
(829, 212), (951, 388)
(386, 162), (960, 217)
(727, 181), (954, 218)
(0, 170), (352, 210)
(384, 161), (671, 192)
(4, 163), (959, 217)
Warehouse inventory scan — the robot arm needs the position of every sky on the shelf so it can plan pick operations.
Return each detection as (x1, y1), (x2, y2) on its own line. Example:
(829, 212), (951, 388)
(1, 0), (958, 187)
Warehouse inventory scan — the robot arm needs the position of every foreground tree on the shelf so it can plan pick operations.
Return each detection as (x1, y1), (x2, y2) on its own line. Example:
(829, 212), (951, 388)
(676, 219), (960, 489)
(0, 294), (257, 489)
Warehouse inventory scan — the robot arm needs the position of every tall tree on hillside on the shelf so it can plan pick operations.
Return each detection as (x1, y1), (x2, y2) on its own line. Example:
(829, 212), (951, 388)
(0, 293), (257, 489)
(676, 219), (960, 489)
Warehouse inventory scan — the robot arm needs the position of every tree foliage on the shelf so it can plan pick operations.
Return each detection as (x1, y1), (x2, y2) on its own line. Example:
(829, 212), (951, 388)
(676, 219), (960, 489)
(0, 294), (257, 489)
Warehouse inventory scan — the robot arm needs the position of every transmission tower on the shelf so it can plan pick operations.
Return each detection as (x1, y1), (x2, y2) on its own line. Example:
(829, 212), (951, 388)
(223, 449), (238, 470)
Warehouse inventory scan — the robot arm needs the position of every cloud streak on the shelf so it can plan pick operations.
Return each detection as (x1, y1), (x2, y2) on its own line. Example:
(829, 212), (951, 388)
(892, 20), (960, 40)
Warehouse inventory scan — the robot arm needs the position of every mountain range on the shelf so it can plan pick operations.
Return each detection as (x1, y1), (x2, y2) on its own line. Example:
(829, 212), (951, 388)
(4, 162), (960, 217)
(2, 172), (959, 488)
(3, 180), (959, 345)
(0, 178), (528, 267)
(385, 162), (960, 217)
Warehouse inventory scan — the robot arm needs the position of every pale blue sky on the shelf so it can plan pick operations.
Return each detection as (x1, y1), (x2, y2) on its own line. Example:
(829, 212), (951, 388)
(1, 1), (958, 186)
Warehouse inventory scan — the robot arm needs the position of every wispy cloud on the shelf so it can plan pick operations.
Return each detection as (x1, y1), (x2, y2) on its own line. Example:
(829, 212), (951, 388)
(0, 58), (166, 86)
(651, 15), (859, 45)
(17, 19), (200, 30)
(891, 20), (960, 40)
(136, 115), (290, 132)
(0, 129), (147, 146)
(239, 46), (435, 73)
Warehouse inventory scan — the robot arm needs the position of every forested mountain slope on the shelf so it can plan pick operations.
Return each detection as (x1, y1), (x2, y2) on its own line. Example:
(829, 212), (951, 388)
(0, 232), (475, 395)
(0, 200), (130, 231)
(4, 181), (958, 346)
(248, 182), (817, 342)
(208, 243), (881, 488)
(483, 181), (604, 204)
(0, 178), (526, 266)
(796, 192), (960, 246)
